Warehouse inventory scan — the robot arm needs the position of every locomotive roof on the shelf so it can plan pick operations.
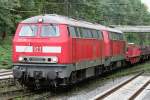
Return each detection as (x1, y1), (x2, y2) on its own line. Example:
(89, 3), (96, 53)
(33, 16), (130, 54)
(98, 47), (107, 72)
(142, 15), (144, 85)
(21, 14), (122, 34)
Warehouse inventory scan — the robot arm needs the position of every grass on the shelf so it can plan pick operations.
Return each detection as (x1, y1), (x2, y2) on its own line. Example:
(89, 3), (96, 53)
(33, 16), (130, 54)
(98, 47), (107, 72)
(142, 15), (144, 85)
(0, 36), (12, 69)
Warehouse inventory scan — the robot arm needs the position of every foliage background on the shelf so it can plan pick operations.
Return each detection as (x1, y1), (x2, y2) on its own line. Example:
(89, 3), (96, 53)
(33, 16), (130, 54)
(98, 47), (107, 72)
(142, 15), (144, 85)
(0, 0), (150, 35)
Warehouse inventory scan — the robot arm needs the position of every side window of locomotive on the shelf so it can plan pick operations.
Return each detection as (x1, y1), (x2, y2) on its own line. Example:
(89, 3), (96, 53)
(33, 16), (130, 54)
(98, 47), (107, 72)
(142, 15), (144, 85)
(41, 24), (59, 37)
(88, 29), (93, 38)
(74, 27), (80, 37)
(19, 25), (38, 37)
(113, 32), (116, 40)
(85, 28), (90, 38)
(114, 33), (117, 40)
(79, 27), (83, 38)
(108, 32), (112, 40)
(115, 33), (122, 40)
(122, 34), (124, 40)
(96, 30), (100, 38)
(92, 30), (98, 38)
(111, 32), (118, 40)
(113, 33), (123, 40)
(86, 29), (92, 38)
(91, 30), (95, 38)
(82, 28), (88, 38)
(119, 34), (124, 40)
(117, 33), (120, 40)
(97, 30), (101, 39)
(97, 30), (104, 40)
(68, 26), (76, 37)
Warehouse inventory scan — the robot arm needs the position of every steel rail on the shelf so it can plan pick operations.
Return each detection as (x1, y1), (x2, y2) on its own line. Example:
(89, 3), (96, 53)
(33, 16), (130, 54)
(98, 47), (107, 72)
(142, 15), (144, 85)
(129, 80), (150, 100)
(0, 73), (12, 77)
(7, 91), (35, 100)
(7, 89), (50, 100)
(0, 70), (13, 81)
(93, 71), (144, 100)
(0, 89), (24, 96)
(0, 70), (12, 73)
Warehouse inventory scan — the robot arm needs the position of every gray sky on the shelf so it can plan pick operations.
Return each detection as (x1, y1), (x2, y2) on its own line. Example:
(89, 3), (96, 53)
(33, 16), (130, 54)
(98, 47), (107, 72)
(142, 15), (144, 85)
(141, 0), (150, 12)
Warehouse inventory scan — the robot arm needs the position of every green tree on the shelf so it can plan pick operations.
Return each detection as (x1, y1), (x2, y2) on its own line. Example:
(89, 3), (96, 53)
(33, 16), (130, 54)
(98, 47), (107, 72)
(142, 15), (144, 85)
(1, 0), (150, 36)
(0, 0), (20, 35)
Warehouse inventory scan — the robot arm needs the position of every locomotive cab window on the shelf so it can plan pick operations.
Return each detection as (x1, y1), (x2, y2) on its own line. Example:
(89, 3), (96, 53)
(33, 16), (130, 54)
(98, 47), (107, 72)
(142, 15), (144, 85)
(41, 24), (59, 37)
(19, 25), (38, 37)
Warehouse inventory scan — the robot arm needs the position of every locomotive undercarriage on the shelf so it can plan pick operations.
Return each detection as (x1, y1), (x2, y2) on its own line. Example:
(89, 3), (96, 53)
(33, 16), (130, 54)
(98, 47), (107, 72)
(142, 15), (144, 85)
(13, 60), (126, 89)
(13, 63), (75, 88)
(140, 54), (150, 62)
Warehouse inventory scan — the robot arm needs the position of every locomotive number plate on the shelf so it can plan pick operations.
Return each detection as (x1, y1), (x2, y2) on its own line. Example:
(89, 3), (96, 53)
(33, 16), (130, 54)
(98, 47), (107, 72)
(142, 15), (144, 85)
(33, 46), (42, 52)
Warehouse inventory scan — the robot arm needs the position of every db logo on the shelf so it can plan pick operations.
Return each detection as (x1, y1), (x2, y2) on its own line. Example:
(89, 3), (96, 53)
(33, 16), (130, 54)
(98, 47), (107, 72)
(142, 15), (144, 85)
(33, 46), (42, 52)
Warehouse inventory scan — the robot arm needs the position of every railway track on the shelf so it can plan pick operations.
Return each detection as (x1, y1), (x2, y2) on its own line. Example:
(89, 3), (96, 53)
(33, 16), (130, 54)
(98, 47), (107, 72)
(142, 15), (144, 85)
(0, 89), (24, 97)
(92, 71), (150, 100)
(0, 69), (13, 80)
(5, 89), (52, 100)
(0, 84), (44, 100)
(0, 69), (14, 88)
(0, 88), (37, 100)
(6, 90), (35, 100)
(0, 69), (149, 99)
(0, 69), (52, 100)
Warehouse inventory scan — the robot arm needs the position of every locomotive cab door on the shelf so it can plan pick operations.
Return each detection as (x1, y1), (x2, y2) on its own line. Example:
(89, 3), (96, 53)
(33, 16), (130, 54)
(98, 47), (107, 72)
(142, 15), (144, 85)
(68, 26), (77, 64)
(102, 30), (112, 66)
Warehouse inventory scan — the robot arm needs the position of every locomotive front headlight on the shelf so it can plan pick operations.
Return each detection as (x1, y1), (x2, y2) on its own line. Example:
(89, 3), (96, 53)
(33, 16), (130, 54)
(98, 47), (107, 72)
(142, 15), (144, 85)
(18, 57), (23, 61)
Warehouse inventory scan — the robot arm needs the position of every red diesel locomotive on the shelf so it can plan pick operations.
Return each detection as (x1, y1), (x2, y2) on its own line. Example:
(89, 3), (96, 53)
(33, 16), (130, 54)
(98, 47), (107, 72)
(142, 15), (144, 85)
(12, 14), (142, 88)
(126, 43), (141, 64)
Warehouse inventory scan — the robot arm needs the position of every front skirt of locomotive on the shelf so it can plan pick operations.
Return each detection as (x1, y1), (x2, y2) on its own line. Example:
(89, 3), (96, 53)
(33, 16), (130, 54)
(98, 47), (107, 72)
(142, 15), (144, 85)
(12, 63), (75, 86)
